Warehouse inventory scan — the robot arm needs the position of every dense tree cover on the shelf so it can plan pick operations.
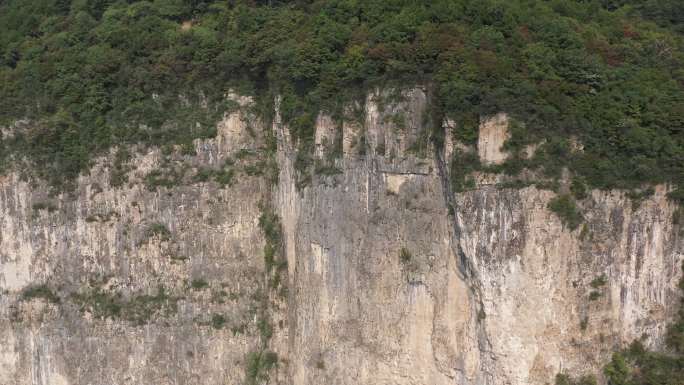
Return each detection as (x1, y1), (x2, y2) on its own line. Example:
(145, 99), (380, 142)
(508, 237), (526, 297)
(0, 0), (683, 192)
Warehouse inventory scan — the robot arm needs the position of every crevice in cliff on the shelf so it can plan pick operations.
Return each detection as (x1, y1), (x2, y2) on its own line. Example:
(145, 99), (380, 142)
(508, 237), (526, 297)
(427, 87), (478, 285)
(270, 95), (302, 385)
(427, 86), (495, 384)
(240, 96), (290, 385)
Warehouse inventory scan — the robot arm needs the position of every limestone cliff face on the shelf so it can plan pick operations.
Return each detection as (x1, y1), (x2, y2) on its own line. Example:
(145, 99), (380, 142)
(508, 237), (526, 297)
(0, 102), (273, 385)
(0, 89), (682, 385)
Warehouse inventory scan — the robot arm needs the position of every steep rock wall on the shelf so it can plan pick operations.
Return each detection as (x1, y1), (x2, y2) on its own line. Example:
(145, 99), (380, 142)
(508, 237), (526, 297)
(275, 89), (484, 385)
(275, 88), (683, 385)
(0, 89), (682, 385)
(0, 104), (276, 385)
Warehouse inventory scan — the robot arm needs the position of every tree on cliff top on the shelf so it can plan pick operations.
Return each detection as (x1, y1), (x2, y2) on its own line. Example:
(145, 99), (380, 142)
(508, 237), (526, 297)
(0, 0), (682, 192)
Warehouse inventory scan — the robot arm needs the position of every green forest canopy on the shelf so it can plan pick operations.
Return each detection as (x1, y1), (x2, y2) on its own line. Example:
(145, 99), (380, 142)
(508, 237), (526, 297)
(1, 2), (684, 382)
(0, 0), (683, 194)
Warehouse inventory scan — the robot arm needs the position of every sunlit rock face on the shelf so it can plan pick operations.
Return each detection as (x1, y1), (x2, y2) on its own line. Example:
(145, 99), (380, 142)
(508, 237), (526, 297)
(0, 89), (681, 385)
(477, 112), (510, 166)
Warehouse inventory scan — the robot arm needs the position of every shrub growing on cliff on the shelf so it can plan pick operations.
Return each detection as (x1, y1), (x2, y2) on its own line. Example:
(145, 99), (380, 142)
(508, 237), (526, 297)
(602, 261), (684, 384)
(548, 195), (583, 231)
(72, 285), (178, 325)
(666, 262), (684, 353)
(21, 284), (60, 304)
(667, 189), (684, 205)
(570, 179), (588, 200)
(588, 290), (602, 301)
(450, 149), (480, 193)
(71, 286), (122, 318)
(245, 350), (278, 385)
(32, 202), (57, 212)
(555, 373), (597, 385)
(563, 262), (684, 384)
(144, 223), (171, 242)
(213, 167), (235, 187)
(190, 278), (209, 290)
(144, 167), (185, 190)
(399, 247), (412, 264)
(258, 207), (283, 273)
(211, 313), (226, 330)
(603, 341), (684, 385)
(590, 275), (607, 289)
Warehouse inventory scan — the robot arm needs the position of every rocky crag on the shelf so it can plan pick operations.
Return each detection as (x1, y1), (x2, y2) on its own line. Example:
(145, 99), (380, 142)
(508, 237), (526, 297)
(0, 89), (681, 385)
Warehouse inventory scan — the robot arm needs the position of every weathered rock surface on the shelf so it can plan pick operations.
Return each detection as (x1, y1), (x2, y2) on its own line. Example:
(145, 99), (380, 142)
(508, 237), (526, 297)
(0, 89), (682, 385)
(0, 105), (273, 385)
(477, 113), (510, 166)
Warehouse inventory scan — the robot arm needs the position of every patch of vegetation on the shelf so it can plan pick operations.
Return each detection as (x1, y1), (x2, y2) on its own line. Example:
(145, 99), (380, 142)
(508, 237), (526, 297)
(449, 149), (480, 193)
(210, 289), (228, 304)
(144, 222), (171, 242)
(314, 160), (342, 177)
(169, 254), (188, 263)
(109, 147), (131, 187)
(21, 284), (60, 304)
(535, 180), (561, 193)
(603, 340), (683, 385)
(548, 194), (583, 230)
(674, 208), (683, 226)
(144, 165), (186, 191)
(562, 261), (684, 384)
(590, 275), (608, 289)
(666, 262), (684, 353)
(71, 286), (122, 318)
(555, 373), (597, 385)
(399, 247), (412, 264)
(193, 153), (274, 187)
(587, 274), (607, 302)
(213, 163), (236, 187)
(497, 179), (534, 190)
(258, 206), (284, 275)
(193, 167), (212, 183)
(478, 308), (487, 321)
(190, 278), (209, 290)
(571, 178), (588, 200)
(1, 1), (682, 195)
(626, 187), (655, 211)
(669, 189), (684, 205)
(245, 350), (278, 385)
(244, 203), (285, 385)
(579, 223), (591, 241)
(580, 316), (588, 331)
(257, 316), (273, 342)
(72, 285), (178, 325)
(211, 313), (226, 330)
(32, 202), (57, 212)
(85, 211), (119, 223)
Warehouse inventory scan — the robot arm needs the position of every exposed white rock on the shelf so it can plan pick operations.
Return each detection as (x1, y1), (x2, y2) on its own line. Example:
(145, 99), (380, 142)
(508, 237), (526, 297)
(478, 112), (510, 165)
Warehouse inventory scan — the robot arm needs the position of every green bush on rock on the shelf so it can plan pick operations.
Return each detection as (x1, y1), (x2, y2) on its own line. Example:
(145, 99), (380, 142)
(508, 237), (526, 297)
(548, 194), (583, 230)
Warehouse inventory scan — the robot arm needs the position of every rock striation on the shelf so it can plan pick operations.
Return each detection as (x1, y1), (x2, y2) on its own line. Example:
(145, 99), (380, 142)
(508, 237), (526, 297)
(0, 89), (681, 385)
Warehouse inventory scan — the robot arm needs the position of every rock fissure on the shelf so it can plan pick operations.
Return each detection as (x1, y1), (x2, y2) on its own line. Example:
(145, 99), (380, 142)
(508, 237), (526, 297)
(431, 114), (496, 384)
